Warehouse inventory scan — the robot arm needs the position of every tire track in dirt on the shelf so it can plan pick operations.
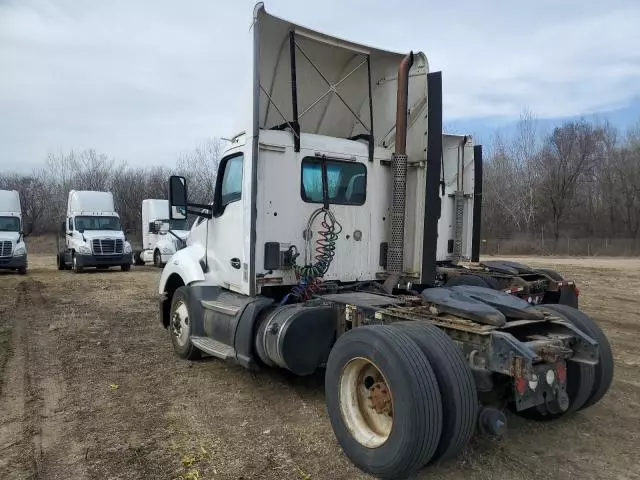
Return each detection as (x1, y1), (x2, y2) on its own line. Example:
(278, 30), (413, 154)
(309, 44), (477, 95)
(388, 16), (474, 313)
(0, 281), (37, 479)
(4, 277), (88, 480)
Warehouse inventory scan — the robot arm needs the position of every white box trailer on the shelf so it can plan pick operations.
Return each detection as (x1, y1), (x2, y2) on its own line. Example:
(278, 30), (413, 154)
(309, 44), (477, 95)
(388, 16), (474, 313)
(57, 190), (133, 272)
(133, 199), (189, 267)
(0, 189), (27, 274)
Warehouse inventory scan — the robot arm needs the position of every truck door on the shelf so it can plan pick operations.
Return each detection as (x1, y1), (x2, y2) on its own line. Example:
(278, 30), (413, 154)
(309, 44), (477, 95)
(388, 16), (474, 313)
(207, 152), (246, 293)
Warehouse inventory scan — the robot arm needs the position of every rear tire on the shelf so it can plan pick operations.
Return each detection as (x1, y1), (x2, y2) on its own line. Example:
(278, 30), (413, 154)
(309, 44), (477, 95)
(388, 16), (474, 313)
(393, 322), (477, 462)
(538, 268), (579, 308)
(169, 286), (201, 360)
(57, 253), (65, 270)
(519, 361), (594, 420)
(325, 326), (442, 479)
(541, 304), (613, 409)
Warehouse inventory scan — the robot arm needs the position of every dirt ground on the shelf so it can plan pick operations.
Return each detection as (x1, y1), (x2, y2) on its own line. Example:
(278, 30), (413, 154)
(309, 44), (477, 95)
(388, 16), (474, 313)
(1, 255), (639, 480)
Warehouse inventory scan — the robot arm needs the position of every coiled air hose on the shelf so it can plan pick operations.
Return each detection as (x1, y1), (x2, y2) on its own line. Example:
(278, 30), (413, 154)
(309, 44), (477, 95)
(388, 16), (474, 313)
(280, 208), (342, 304)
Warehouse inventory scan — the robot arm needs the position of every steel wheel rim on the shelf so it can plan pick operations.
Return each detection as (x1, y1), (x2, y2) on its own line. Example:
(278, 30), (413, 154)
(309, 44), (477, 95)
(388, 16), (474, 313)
(339, 357), (393, 448)
(171, 302), (190, 346)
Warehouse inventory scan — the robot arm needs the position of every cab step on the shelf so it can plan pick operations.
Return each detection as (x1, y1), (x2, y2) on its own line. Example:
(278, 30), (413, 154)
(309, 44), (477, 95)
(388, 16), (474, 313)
(191, 336), (236, 360)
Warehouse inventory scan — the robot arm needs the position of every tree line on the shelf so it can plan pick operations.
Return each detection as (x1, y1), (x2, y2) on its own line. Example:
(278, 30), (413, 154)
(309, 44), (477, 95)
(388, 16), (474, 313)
(482, 115), (640, 248)
(0, 139), (222, 242)
(1, 116), (639, 253)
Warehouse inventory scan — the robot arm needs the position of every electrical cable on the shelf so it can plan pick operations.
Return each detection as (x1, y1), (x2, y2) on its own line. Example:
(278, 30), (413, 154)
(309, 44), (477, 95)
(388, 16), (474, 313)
(280, 207), (342, 304)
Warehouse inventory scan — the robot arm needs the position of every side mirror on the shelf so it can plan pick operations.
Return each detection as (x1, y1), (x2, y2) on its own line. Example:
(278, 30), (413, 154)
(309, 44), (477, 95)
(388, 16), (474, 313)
(66, 231), (73, 236)
(78, 228), (85, 234)
(169, 175), (188, 221)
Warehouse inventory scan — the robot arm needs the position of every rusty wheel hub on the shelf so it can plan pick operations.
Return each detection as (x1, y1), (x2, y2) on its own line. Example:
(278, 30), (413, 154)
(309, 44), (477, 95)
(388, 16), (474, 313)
(369, 381), (393, 415)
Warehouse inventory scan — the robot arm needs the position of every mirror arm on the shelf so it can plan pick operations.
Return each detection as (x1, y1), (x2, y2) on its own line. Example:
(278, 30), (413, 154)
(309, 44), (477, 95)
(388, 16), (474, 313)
(187, 202), (214, 211)
(187, 208), (212, 219)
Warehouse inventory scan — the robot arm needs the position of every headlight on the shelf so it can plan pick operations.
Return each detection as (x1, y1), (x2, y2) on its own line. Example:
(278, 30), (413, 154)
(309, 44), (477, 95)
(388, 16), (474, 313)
(13, 245), (26, 256)
(77, 245), (91, 254)
(124, 242), (132, 253)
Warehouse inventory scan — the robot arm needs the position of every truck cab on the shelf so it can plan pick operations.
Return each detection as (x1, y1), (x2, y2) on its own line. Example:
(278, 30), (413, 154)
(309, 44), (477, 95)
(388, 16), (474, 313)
(136, 199), (189, 267)
(0, 189), (28, 275)
(57, 190), (133, 272)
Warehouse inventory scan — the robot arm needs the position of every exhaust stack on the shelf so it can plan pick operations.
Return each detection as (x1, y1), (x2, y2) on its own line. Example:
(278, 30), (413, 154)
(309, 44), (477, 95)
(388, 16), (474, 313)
(386, 52), (414, 278)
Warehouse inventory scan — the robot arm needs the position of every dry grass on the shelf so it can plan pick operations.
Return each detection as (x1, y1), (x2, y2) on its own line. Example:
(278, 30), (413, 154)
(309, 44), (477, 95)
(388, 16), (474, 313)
(0, 254), (639, 479)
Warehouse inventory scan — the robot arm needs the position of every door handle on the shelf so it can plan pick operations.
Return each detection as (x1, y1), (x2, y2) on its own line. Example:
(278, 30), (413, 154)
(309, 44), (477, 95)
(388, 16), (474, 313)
(230, 258), (241, 269)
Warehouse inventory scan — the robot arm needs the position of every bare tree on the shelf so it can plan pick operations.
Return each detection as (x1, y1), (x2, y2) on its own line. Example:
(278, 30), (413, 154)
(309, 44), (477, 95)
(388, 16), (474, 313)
(176, 138), (223, 204)
(536, 121), (604, 241)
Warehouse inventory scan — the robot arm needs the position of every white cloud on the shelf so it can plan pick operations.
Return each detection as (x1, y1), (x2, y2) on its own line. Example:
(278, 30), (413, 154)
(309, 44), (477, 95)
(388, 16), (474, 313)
(1, 0), (639, 171)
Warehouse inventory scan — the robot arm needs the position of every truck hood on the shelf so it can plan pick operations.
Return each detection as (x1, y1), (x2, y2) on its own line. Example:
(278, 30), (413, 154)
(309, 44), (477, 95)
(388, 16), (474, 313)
(0, 231), (20, 243)
(171, 230), (189, 240)
(81, 230), (125, 240)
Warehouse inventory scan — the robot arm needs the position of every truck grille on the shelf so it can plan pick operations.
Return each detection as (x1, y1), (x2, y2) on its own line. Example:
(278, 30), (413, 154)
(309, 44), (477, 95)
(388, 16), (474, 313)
(0, 241), (12, 257)
(92, 239), (124, 255)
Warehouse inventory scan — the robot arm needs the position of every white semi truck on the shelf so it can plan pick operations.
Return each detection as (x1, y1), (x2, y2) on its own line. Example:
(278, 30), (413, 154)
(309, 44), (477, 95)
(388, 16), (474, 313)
(57, 190), (133, 272)
(134, 199), (189, 267)
(157, 4), (612, 479)
(0, 189), (28, 274)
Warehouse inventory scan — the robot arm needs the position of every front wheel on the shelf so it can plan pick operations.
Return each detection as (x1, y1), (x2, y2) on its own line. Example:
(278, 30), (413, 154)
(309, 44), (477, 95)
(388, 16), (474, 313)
(18, 266), (27, 275)
(121, 263), (131, 272)
(169, 286), (200, 360)
(72, 253), (83, 273)
(325, 326), (442, 479)
(134, 251), (145, 266)
(153, 250), (164, 268)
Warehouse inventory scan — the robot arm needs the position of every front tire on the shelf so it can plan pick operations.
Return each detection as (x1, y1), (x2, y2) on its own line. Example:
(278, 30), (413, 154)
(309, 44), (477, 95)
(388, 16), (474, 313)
(18, 266), (27, 275)
(169, 286), (200, 360)
(72, 253), (83, 273)
(121, 263), (131, 272)
(153, 249), (164, 268)
(134, 251), (145, 266)
(325, 326), (442, 479)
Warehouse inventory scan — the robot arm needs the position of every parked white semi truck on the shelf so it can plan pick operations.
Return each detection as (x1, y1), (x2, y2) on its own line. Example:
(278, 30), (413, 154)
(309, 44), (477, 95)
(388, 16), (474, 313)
(57, 190), (133, 272)
(158, 4), (613, 479)
(0, 189), (28, 274)
(134, 199), (189, 267)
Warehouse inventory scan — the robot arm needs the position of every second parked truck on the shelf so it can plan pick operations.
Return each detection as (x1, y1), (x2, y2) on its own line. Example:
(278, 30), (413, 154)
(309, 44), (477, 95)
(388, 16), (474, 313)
(57, 190), (132, 272)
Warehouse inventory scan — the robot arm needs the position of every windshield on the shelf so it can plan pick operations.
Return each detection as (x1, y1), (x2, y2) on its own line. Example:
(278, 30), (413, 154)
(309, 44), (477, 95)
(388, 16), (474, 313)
(75, 216), (121, 231)
(0, 216), (20, 232)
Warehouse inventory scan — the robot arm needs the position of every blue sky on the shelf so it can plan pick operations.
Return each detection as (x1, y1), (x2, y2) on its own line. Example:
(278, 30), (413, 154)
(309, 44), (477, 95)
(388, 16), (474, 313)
(1, 0), (639, 172)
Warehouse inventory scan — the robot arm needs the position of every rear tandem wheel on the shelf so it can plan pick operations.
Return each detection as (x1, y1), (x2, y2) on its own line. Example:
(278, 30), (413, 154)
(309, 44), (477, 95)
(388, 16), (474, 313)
(324, 325), (443, 479)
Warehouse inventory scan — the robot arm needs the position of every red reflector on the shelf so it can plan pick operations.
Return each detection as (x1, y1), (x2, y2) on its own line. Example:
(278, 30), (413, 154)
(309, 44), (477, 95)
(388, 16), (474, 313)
(515, 376), (527, 394)
(556, 362), (567, 384)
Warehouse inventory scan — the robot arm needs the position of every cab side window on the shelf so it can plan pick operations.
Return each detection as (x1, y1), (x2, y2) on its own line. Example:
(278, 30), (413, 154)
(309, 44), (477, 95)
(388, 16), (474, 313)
(219, 154), (244, 208)
(68, 218), (73, 231)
